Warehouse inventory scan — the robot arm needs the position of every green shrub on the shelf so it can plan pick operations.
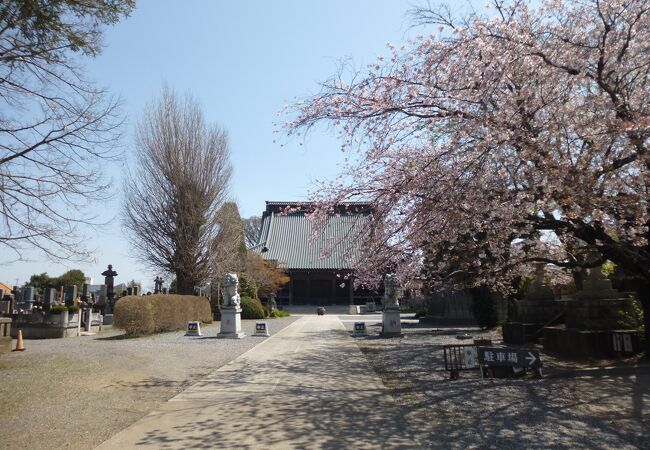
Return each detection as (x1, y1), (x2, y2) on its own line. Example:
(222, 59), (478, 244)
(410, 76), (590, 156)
(240, 296), (265, 319)
(49, 305), (67, 314)
(238, 272), (258, 300)
(269, 309), (290, 318)
(413, 309), (426, 319)
(67, 305), (79, 312)
(114, 295), (212, 336)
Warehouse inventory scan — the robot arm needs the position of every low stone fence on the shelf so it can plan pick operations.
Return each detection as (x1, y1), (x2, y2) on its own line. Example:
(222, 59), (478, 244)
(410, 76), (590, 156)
(9, 310), (102, 339)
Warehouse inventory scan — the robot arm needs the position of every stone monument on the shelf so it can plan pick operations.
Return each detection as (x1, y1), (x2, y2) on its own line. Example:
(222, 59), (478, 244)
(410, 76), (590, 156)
(101, 264), (118, 313)
(154, 276), (163, 294)
(82, 283), (92, 302)
(64, 285), (77, 307)
(43, 287), (57, 311)
(101, 264), (117, 324)
(503, 264), (562, 344)
(19, 286), (35, 311)
(381, 274), (402, 337)
(217, 273), (245, 339)
(544, 266), (642, 358)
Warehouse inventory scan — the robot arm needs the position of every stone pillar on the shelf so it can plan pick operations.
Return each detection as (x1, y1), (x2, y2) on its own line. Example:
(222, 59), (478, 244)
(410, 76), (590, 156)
(84, 308), (92, 332)
(218, 307), (245, 339)
(381, 275), (402, 337)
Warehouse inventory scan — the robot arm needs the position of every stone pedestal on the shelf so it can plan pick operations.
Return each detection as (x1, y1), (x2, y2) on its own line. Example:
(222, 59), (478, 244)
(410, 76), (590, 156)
(565, 268), (640, 330)
(381, 308), (402, 337)
(218, 307), (245, 339)
(503, 264), (561, 344)
(544, 267), (642, 358)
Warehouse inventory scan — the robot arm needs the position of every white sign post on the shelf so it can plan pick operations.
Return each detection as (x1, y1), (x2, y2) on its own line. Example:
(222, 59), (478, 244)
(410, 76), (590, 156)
(185, 321), (202, 336)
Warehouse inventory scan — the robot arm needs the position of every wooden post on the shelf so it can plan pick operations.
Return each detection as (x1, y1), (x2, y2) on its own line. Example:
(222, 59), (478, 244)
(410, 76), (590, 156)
(306, 271), (311, 304)
(348, 273), (354, 306)
(289, 273), (293, 306)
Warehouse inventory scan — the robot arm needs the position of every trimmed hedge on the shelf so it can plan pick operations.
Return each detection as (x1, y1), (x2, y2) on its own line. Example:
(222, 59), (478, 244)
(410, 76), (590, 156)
(269, 309), (290, 318)
(114, 294), (212, 336)
(240, 297), (266, 319)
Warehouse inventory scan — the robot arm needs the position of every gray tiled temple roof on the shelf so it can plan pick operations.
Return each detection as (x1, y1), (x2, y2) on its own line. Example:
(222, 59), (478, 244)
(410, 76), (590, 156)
(252, 202), (371, 270)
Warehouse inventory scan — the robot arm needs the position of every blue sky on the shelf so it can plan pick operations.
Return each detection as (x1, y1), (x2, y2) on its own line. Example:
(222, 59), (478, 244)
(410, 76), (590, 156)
(2, 0), (441, 291)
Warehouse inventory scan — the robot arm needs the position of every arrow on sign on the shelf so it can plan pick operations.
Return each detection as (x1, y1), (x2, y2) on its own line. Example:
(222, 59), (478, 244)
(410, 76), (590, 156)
(525, 352), (537, 366)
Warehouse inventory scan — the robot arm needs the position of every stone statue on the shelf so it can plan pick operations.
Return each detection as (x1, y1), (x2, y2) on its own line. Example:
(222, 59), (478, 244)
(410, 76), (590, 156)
(102, 265), (118, 297)
(269, 292), (277, 312)
(221, 273), (241, 308)
(154, 276), (163, 294)
(382, 274), (400, 309)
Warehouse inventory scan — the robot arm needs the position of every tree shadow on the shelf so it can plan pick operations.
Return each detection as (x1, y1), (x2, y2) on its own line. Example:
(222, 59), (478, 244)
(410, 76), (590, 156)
(119, 327), (420, 449)
(358, 332), (649, 449)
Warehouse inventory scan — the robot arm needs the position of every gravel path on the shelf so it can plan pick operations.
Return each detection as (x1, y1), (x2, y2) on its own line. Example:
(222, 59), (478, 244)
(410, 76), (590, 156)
(353, 320), (650, 449)
(0, 316), (298, 450)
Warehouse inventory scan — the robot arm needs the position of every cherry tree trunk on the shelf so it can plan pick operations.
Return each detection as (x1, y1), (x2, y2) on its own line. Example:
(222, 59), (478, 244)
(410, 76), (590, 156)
(640, 289), (650, 361)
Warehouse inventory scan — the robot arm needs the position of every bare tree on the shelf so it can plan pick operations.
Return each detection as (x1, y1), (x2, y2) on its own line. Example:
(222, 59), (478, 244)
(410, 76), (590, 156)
(0, 0), (133, 262)
(213, 202), (248, 280)
(243, 216), (262, 247)
(123, 87), (233, 295)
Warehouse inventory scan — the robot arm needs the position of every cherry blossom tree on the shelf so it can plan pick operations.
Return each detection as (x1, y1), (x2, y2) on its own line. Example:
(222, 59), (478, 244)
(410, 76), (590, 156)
(285, 0), (650, 353)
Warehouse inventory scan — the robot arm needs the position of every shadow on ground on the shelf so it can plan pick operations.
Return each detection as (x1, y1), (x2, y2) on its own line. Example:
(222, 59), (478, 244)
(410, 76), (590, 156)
(357, 329), (649, 449)
(118, 327), (418, 449)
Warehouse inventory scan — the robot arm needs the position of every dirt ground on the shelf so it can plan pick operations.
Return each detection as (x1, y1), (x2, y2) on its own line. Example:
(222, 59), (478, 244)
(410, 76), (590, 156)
(0, 318), (297, 450)
(356, 323), (650, 449)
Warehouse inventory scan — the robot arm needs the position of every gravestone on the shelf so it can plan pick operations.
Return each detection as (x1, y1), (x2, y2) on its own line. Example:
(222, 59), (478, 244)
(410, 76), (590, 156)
(101, 264), (118, 313)
(0, 298), (10, 315)
(43, 287), (57, 310)
(19, 286), (35, 310)
(154, 276), (163, 294)
(98, 285), (107, 306)
(127, 287), (133, 296)
(0, 289), (8, 315)
(82, 283), (91, 302)
(64, 285), (77, 307)
(503, 264), (562, 344)
(544, 266), (642, 358)
(381, 274), (402, 337)
(162, 287), (168, 295)
(132, 285), (140, 296)
(218, 273), (245, 339)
